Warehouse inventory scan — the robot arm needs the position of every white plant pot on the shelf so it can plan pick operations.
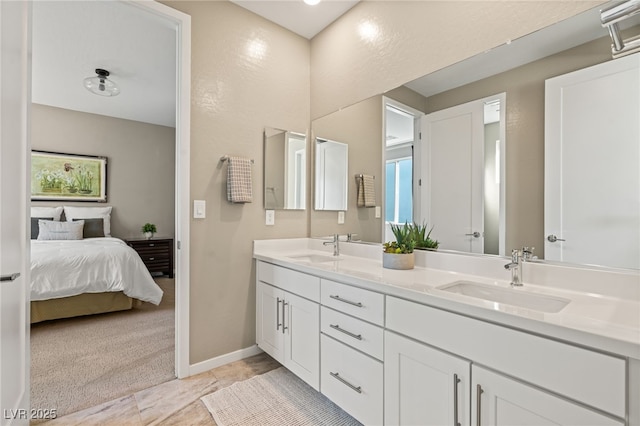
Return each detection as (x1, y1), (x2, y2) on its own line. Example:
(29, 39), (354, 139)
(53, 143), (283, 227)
(144, 232), (154, 240)
(383, 252), (415, 270)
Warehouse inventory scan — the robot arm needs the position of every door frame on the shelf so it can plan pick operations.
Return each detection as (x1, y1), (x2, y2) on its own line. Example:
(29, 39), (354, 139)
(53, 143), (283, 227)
(381, 96), (424, 242)
(126, 0), (191, 379)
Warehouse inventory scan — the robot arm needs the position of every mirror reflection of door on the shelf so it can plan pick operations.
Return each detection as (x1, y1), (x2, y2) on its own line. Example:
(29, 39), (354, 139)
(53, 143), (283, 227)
(545, 54), (640, 269)
(419, 94), (505, 255)
(314, 138), (348, 211)
(383, 100), (421, 242)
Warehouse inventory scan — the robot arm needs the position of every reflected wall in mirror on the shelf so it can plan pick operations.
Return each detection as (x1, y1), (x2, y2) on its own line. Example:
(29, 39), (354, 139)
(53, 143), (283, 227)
(314, 137), (348, 211)
(309, 6), (640, 271)
(264, 127), (306, 210)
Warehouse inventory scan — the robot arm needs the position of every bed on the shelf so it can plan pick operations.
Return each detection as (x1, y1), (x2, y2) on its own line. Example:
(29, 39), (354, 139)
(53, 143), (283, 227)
(30, 206), (163, 323)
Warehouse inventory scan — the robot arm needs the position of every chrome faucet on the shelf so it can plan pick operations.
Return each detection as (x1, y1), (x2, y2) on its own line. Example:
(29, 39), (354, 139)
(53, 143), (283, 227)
(504, 247), (534, 287)
(323, 234), (340, 256)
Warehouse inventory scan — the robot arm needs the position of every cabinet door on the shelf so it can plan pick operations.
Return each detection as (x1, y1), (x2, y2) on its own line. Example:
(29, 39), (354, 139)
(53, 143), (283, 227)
(256, 281), (284, 362)
(284, 291), (320, 390)
(472, 366), (624, 426)
(385, 331), (470, 426)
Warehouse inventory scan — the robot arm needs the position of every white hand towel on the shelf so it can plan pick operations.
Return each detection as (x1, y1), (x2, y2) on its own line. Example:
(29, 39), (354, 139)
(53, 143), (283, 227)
(226, 157), (253, 203)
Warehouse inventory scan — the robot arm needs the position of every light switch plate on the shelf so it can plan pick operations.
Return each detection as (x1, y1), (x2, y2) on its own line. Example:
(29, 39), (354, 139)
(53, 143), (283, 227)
(338, 211), (345, 224)
(375, 206), (381, 218)
(193, 200), (206, 219)
(266, 210), (275, 226)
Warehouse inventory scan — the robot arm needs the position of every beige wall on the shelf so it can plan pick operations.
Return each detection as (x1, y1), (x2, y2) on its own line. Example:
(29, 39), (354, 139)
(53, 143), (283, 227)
(30, 104), (175, 239)
(163, 1), (310, 364)
(310, 1), (605, 120)
(425, 34), (613, 257)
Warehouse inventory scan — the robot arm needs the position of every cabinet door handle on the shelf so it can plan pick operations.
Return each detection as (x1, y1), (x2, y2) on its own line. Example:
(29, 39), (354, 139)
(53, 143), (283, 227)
(1, 272), (20, 282)
(453, 374), (461, 426)
(282, 301), (288, 333)
(329, 372), (362, 394)
(149, 257), (155, 261)
(329, 324), (362, 340)
(276, 297), (282, 331)
(476, 384), (484, 426)
(329, 294), (363, 307)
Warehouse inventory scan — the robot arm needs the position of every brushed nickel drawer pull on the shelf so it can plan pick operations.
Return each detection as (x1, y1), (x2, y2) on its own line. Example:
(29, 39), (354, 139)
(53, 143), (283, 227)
(476, 384), (484, 426)
(453, 374), (461, 426)
(329, 324), (362, 340)
(149, 257), (155, 261)
(282, 301), (289, 332)
(329, 372), (362, 394)
(276, 297), (282, 331)
(329, 294), (363, 307)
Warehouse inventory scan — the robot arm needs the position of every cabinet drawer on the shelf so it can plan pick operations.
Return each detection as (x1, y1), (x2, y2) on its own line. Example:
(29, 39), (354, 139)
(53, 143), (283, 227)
(321, 334), (383, 426)
(386, 296), (626, 417)
(321, 307), (383, 360)
(321, 279), (384, 326)
(257, 261), (320, 302)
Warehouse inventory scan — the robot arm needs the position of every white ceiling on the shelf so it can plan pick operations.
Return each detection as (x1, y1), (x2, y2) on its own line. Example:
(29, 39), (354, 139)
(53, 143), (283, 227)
(32, 1), (177, 128)
(31, 1), (357, 128)
(230, 0), (359, 39)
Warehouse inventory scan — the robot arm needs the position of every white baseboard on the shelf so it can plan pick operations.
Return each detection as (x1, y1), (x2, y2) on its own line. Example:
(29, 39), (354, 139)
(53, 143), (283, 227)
(188, 344), (264, 376)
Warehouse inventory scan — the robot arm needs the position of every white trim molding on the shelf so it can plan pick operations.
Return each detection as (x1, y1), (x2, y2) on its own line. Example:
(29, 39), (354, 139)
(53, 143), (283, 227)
(189, 345), (264, 377)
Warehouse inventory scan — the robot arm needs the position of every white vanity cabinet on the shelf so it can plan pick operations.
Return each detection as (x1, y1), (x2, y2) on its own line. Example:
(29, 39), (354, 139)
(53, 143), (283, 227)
(472, 366), (623, 426)
(386, 296), (627, 425)
(256, 262), (320, 390)
(385, 331), (470, 426)
(320, 279), (385, 425)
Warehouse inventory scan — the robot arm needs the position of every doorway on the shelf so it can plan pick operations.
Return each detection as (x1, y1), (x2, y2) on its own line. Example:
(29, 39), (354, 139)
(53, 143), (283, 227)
(24, 0), (190, 415)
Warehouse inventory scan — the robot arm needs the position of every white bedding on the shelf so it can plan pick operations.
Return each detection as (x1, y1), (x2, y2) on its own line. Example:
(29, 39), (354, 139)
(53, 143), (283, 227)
(30, 237), (163, 304)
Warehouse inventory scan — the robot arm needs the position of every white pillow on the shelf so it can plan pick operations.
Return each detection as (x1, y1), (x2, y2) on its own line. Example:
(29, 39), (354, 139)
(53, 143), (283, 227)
(30, 206), (63, 221)
(64, 206), (112, 237)
(37, 220), (84, 241)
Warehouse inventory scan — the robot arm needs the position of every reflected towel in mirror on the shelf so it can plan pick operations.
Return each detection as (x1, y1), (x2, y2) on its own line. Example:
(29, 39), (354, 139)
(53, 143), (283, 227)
(356, 174), (375, 207)
(226, 156), (253, 203)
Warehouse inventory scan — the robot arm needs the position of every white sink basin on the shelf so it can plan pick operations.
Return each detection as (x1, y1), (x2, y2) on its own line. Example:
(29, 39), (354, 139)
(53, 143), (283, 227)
(287, 254), (341, 263)
(438, 281), (570, 313)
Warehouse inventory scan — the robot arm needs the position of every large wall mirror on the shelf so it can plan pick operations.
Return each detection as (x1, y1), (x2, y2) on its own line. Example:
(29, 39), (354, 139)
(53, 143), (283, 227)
(309, 6), (640, 271)
(264, 127), (306, 210)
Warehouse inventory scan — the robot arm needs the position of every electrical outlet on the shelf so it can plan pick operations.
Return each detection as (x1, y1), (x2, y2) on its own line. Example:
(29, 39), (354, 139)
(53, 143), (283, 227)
(375, 206), (381, 218)
(193, 200), (206, 219)
(338, 211), (345, 224)
(266, 210), (275, 226)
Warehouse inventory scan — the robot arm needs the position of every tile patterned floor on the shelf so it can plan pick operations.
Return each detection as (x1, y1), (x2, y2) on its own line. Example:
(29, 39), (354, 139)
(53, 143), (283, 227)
(37, 352), (281, 426)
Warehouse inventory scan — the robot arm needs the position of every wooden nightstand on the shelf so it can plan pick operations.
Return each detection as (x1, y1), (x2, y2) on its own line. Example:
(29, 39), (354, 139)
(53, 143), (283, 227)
(126, 238), (174, 278)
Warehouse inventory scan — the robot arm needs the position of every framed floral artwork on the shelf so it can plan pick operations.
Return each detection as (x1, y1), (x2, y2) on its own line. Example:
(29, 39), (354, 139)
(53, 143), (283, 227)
(31, 151), (107, 202)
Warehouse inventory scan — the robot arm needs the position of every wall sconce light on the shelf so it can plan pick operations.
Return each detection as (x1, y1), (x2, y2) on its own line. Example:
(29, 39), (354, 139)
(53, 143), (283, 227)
(83, 68), (120, 97)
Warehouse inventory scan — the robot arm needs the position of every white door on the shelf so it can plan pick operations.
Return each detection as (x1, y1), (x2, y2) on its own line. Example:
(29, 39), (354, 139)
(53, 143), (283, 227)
(256, 282), (284, 362)
(283, 292), (319, 390)
(385, 331), (470, 426)
(472, 366), (623, 426)
(545, 53), (640, 269)
(1, 1), (30, 424)
(421, 100), (484, 253)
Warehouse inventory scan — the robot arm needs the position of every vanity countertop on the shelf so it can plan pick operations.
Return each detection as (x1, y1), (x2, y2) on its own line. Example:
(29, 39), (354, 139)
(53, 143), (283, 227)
(254, 238), (640, 360)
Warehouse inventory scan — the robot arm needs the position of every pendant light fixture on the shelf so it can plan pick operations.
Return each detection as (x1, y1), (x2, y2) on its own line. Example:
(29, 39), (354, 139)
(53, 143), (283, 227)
(84, 68), (120, 97)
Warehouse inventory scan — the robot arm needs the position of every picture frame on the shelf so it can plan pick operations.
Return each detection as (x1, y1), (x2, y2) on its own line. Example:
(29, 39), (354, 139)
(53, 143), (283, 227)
(31, 151), (108, 202)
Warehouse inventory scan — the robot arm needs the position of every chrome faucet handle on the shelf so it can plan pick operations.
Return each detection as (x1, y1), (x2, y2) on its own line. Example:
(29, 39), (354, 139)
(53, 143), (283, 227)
(346, 233), (358, 242)
(522, 247), (535, 261)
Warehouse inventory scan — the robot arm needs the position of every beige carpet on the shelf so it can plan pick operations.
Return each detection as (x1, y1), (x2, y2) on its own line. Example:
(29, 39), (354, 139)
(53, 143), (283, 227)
(30, 278), (175, 419)
(201, 367), (361, 426)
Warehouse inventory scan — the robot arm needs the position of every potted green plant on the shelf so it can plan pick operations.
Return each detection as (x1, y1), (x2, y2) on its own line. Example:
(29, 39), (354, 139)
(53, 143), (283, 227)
(408, 222), (439, 251)
(141, 223), (157, 239)
(383, 222), (416, 270)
